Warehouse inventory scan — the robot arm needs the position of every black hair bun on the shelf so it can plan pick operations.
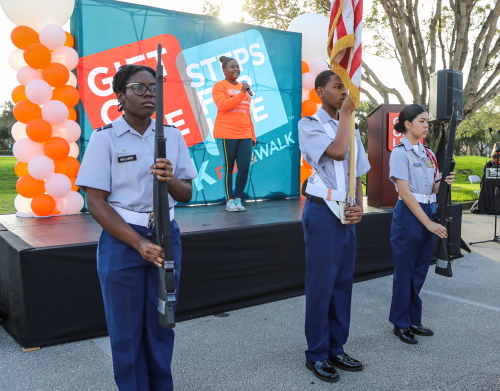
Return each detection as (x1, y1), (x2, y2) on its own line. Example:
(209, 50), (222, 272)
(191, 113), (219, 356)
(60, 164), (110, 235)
(219, 56), (230, 63)
(394, 121), (405, 134)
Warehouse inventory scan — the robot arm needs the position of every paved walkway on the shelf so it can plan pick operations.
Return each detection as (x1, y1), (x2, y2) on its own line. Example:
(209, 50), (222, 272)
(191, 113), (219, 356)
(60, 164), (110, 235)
(1, 212), (499, 390)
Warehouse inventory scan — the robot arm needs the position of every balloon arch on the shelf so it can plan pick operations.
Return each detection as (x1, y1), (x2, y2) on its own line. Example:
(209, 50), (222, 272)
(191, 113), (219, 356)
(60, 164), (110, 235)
(2, 0), (84, 217)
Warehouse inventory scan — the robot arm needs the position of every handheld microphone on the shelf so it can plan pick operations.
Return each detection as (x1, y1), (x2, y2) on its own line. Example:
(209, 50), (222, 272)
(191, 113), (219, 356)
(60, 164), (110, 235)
(243, 82), (253, 96)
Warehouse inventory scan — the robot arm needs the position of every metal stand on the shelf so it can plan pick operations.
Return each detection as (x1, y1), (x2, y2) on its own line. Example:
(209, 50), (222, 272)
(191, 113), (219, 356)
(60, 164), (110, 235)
(469, 133), (500, 246)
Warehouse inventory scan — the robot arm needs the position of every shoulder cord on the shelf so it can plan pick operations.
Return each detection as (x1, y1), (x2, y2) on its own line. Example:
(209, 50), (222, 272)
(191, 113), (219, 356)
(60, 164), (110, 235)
(424, 148), (439, 180)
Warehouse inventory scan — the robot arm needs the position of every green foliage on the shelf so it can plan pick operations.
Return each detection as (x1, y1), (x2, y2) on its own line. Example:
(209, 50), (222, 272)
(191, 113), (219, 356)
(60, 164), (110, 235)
(0, 101), (15, 150)
(202, 0), (330, 30)
(455, 95), (500, 156)
(0, 157), (17, 214)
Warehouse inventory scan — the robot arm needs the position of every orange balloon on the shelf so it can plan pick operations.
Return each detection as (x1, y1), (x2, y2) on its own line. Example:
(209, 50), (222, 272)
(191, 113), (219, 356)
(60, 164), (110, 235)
(52, 85), (80, 107)
(16, 175), (45, 198)
(12, 85), (27, 103)
(302, 100), (317, 116)
(14, 161), (29, 177)
(44, 137), (70, 160)
(23, 43), (51, 70)
(26, 118), (53, 143)
(309, 89), (321, 104)
(42, 63), (70, 88)
(64, 32), (74, 47)
(11, 26), (39, 50)
(302, 61), (309, 74)
(31, 194), (56, 216)
(13, 100), (42, 124)
(69, 177), (79, 191)
(54, 156), (80, 177)
(67, 107), (77, 121)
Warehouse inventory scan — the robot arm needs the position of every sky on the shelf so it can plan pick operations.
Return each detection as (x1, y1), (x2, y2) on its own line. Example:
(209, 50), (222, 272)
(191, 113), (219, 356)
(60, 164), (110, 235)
(0, 0), (409, 106)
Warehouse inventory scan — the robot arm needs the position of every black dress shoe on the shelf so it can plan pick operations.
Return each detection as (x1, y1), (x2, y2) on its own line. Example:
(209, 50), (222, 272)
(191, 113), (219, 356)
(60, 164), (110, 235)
(329, 353), (363, 371)
(306, 360), (340, 382)
(411, 324), (434, 336)
(393, 326), (418, 344)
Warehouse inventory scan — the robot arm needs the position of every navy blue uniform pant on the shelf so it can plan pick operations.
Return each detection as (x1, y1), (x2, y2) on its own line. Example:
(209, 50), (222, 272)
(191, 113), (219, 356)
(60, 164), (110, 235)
(216, 138), (253, 199)
(390, 201), (436, 328)
(97, 220), (181, 391)
(302, 200), (356, 362)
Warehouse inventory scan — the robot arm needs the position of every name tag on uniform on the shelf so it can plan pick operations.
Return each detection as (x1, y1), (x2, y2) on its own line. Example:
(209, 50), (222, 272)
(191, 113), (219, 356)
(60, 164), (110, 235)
(413, 163), (422, 167)
(117, 155), (137, 163)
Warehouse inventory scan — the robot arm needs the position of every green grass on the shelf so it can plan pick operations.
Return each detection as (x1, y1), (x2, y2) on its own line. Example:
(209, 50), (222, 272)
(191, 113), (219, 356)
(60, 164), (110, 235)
(0, 156), (491, 214)
(0, 157), (17, 214)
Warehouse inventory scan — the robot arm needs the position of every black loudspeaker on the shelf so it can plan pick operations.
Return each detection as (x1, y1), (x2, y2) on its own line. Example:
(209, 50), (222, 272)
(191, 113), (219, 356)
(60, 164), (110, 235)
(428, 70), (463, 122)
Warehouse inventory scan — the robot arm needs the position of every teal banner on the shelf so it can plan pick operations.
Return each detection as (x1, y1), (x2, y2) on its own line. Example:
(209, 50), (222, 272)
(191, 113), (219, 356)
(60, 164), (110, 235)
(73, 0), (302, 204)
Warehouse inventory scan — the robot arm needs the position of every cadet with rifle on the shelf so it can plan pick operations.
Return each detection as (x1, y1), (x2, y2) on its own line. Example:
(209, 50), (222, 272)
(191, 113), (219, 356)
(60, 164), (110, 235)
(388, 104), (455, 345)
(76, 63), (197, 391)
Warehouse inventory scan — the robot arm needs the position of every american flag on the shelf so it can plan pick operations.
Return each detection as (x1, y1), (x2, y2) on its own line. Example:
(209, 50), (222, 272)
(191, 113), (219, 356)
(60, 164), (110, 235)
(327, 0), (363, 108)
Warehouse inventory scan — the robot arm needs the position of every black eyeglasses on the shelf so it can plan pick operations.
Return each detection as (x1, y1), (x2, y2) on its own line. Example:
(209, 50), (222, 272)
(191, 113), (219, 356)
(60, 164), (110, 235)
(125, 82), (157, 96)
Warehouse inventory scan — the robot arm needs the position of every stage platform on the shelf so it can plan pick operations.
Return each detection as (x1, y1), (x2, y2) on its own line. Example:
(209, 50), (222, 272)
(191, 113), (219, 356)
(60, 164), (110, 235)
(0, 198), (398, 348)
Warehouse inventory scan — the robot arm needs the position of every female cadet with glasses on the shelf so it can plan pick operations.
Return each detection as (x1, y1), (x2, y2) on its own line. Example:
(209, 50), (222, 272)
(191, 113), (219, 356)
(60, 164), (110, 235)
(76, 64), (197, 391)
(389, 104), (454, 345)
(212, 55), (256, 212)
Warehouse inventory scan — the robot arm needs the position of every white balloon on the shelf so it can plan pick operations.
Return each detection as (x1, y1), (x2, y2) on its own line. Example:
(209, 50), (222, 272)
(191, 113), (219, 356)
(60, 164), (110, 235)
(67, 72), (77, 87)
(8, 49), (28, 71)
(309, 59), (330, 77)
(302, 72), (316, 91)
(302, 89), (310, 102)
(68, 142), (79, 158)
(42, 100), (69, 125)
(28, 155), (55, 180)
(45, 173), (71, 198)
(51, 47), (79, 70)
(14, 194), (33, 214)
(287, 13), (329, 64)
(17, 66), (42, 86)
(0, 0), (76, 32)
(52, 120), (81, 143)
(12, 138), (44, 162)
(55, 190), (83, 214)
(25, 79), (53, 105)
(39, 24), (66, 50)
(11, 122), (27, 141)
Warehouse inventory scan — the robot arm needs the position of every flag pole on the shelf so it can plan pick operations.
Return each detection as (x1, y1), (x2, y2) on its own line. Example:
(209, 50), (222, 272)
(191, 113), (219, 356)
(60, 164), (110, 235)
(349, 111), (356, 206)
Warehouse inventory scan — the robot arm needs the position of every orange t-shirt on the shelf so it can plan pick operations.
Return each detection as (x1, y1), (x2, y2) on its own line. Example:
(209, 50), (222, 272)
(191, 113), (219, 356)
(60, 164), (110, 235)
(212, 79), (255, 141)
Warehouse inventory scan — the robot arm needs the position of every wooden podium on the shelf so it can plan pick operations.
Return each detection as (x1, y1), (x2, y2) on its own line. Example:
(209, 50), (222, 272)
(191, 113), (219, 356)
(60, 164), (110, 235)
(367, 104), (406, 208)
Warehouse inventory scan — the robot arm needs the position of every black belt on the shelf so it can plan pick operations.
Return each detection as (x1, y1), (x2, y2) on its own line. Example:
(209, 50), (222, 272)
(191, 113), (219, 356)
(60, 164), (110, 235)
(305, 193), (327, 206)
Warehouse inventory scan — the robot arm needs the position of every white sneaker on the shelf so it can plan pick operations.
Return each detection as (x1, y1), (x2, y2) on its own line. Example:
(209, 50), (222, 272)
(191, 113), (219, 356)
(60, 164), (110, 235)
(234, 198), (246, 211)
(226, 199), (238, 212)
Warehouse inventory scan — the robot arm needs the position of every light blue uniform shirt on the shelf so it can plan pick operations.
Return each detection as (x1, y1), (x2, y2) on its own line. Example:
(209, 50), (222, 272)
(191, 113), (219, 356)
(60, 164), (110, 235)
(298, 107), (370, 190)
(76, 115), (197, 212)
(389, 137), (441, 194)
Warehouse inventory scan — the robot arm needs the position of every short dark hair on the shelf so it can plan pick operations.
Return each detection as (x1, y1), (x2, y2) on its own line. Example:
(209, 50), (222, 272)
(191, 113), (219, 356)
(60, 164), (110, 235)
(394, 104), (427, 134)
(315, 69), (335, 90)
(112, 64), (156, 95)
(219, 56), (236, 69)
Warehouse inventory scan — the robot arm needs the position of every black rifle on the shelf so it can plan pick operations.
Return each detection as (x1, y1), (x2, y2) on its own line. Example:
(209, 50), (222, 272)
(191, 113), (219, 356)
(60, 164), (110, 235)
(435, 100), (458, 277)
(154, 44), (176, 327)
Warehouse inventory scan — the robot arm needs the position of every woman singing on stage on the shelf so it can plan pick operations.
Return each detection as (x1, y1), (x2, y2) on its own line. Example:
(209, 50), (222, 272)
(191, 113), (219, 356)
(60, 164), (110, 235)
(388, 104), (455, 344)
(212, 56), (256, 212)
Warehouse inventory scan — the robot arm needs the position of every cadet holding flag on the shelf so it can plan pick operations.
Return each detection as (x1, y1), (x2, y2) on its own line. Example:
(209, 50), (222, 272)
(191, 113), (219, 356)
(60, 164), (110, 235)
(299, 69), (370, 383)
(76, 64), (197, 391)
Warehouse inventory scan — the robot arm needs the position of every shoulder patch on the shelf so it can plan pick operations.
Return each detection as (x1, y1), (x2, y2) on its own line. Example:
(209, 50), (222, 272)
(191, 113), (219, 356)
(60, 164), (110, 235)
(303, 116), (318, 122)
(95, 123), (113, 132)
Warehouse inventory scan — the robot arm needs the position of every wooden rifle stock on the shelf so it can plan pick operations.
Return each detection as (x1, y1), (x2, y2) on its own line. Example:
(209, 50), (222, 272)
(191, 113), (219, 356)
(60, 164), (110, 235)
(153, 44), (176, 327)
(435, 100), (458, 277)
